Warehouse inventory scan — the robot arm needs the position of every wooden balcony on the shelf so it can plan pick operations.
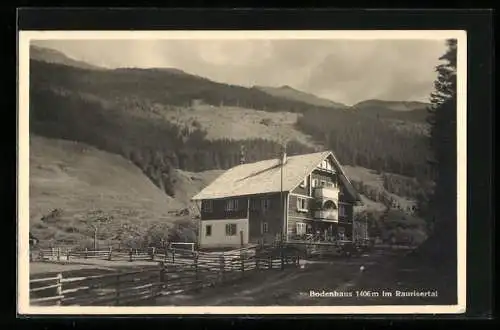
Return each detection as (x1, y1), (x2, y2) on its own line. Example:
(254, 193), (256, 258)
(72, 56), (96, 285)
(313, 186), (340, 200)
(314, 210), (338, 222)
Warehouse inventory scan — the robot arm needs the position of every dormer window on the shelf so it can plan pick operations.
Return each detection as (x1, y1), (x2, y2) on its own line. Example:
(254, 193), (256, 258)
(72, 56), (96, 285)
(299, 177), (307, 188)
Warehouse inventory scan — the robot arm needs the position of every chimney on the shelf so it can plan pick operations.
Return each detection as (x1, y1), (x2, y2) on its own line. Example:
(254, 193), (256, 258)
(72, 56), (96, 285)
(281, 144), (287, 165)
(240, 144), (246, 164)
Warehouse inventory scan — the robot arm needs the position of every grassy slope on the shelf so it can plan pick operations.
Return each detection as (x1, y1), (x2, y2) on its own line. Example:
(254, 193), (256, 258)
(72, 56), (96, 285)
(164, 104), (321, 148)
(29, 135), (185, 243)
(172, 168), (225, 215)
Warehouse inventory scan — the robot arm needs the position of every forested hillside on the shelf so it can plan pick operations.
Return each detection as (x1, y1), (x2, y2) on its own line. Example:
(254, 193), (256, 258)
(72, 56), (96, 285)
(295, 109), (430, 180)
(30, 59), (333, 113)
(30, 86), (314, 197)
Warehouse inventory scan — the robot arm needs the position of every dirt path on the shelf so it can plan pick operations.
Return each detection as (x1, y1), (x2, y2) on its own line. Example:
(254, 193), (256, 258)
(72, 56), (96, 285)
(153, 248), (455, 306)
(155, 251), (392, 306)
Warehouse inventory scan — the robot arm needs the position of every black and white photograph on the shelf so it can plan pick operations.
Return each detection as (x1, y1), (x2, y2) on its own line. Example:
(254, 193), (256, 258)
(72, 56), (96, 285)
(17, 30), (467, 314)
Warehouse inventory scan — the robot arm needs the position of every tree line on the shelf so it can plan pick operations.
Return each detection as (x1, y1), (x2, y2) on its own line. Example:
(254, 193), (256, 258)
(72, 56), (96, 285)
(295, 109), (431, 180)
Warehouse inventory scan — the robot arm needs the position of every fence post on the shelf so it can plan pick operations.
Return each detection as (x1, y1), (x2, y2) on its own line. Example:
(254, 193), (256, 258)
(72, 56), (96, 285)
(84, 248), (88, 259)
(151, 247), (156, 261)
(56, 273), (63, 305)
(268, 255), (272, 270)
(280, 247), (284, 271)
(241, 255), (245, 277)
(172, 249), (175, 264)
(108, 246), (112, 261)
(164, 246), (168, 262)
(194, 253), (199, 281)
(218, 255), (225, 282)
(66, 249), (71, 261)
(129, 249), (133, 262)
(159, 261), (165, 289)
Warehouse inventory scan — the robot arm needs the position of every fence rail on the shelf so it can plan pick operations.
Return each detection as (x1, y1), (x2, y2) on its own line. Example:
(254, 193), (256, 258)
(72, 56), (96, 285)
(30, 245), (300, 306)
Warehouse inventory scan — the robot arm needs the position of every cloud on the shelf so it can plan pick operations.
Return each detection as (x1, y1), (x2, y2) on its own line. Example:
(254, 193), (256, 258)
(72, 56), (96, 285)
(32, 38), (446, 105)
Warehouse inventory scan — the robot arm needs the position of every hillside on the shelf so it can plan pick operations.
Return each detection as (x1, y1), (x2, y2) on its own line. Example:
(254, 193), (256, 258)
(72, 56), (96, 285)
(29, 58), (335, 114)
(29, 135), (185, 244)
(256, 85), (348, 109)
(351, 99), (429, 123)
(164, 104), (320, 148)
(28, 48), (431, 212)
(29, 135), (425, 247)
(344, 165), (417, 213)
(30, 45), (103, 70)
(353, 99), (429, 112)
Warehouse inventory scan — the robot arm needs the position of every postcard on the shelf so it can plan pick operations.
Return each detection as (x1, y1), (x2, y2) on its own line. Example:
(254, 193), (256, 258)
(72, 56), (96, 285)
(17, 29), (467, 315)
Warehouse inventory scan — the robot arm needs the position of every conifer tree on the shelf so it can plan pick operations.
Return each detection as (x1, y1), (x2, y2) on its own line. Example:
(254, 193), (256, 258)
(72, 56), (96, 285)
(420, 39), (458, 263)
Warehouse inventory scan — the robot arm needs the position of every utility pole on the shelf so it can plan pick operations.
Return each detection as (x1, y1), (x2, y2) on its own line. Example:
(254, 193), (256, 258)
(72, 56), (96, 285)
(280, 139), (287, 246)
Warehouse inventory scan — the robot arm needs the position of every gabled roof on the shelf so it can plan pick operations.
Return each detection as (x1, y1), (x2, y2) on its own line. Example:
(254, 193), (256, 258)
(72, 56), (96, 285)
(192, 151), (362, 203)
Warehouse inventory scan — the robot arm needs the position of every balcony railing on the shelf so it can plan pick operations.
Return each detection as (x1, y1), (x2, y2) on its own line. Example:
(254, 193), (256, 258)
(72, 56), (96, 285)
(313, 186), (340, 200)
(314, 210), (338, 221)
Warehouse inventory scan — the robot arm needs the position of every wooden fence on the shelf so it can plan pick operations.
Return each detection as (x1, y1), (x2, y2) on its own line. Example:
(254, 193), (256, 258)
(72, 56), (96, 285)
(30, 247), (300, 306)
(31, 244), (260, 263)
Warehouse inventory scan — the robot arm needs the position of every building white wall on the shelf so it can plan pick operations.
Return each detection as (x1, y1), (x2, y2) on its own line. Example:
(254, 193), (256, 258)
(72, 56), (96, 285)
(199, 218), (249, 248)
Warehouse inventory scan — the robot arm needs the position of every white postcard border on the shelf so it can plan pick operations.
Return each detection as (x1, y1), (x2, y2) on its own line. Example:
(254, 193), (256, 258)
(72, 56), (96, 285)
(17, 30), (467, 315)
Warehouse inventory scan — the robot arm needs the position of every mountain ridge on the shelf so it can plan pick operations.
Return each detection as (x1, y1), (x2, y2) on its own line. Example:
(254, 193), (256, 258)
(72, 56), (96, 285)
(255, 84), (348, 109)
(30, 45), (427, 115)
(30, 45), (104, 70)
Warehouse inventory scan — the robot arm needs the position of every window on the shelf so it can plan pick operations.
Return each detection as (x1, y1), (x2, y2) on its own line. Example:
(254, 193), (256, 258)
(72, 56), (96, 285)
(320, 180), (327, 187)
(225, 199), (239, 211)
(225, 223), (237, 236)
(205, 225), (212, 237)
(312, 179), (318, 188)
(262, 222), (268, 233)
(300, 177), (307, 188)
(339, 204), (347, 217)
(250, 199), (260, 211)
(202, 200), (213, 213)
(261, 199), (271, 212)
(296, 197), (307, 212)
(296, 222), (306, 235)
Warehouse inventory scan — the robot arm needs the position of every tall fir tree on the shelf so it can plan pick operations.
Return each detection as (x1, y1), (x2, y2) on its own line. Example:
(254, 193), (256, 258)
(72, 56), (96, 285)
(420, 39), (457, 264)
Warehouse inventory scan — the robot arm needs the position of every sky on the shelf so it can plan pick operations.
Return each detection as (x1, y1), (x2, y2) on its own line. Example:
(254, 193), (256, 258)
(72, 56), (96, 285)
(32, 39), (447, 105)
